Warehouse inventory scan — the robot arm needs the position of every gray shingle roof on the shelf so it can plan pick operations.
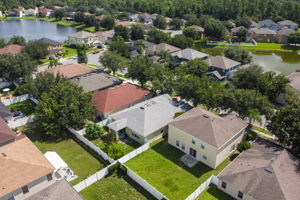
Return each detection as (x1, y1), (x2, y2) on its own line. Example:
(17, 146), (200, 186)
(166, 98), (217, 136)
(146, 43), (180, 54)
(278, 20), (298, 26)
(0, 102), (13, 120)
(204, 56), (241, 70)
(109, 94), (183, 136)
(170, 48), (208, 60)
(38, 38), (61, 46)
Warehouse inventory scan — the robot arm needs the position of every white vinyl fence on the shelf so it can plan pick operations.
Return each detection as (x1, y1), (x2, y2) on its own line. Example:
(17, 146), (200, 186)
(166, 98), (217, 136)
(68, 127), (115, 163)
(185, 176), (219, 200)
(1, 94), (29, 106)
(8, 115), (35, 129)
(125, 165), (169, 200)
(118, 142), (150, 164)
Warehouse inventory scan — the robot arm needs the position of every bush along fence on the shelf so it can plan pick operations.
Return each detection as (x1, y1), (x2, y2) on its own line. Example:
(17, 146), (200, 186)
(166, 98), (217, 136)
(118, 142), (150, 164)
(76, 119), (110, 136)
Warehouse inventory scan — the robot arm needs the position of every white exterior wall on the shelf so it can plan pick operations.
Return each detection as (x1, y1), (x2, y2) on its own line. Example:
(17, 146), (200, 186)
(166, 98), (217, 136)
(217, 180), (255, 200)
(68, 37), (95, 46)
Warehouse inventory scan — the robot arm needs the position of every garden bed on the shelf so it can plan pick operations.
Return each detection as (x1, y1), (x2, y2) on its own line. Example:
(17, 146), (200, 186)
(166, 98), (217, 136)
(8, 99), (36, 116)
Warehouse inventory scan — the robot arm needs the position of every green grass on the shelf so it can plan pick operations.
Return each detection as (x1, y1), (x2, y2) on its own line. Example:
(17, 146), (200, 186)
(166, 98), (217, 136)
(21, 123), (105, 185)
(116, 73), (130, 79)
(250, 124), (273, 136)
(125, 139), (232, 200)
(197, 185), (233, 200)
(80, 175), (156, 200)
(8, 100), (36, 116)
(297, 28), (300, 33)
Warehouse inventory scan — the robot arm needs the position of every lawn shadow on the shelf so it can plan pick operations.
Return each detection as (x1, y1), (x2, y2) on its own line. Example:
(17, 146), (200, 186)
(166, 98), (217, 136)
(151, 139), (213, 178)
(205, 185), (234, 200)
(281, 44), (300, 52)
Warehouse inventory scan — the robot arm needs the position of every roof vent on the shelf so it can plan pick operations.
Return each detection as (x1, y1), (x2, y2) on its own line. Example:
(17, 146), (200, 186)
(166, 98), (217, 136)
(140, 107), (144, 110)
(264, 168), (273, 174)
(203, 114), (209, 118)
(1, 152), (7, 157)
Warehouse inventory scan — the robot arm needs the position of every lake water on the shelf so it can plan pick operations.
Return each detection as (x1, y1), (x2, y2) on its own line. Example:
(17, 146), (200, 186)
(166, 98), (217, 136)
(0, 19), (77, 42)
(203, 48), (300, 75)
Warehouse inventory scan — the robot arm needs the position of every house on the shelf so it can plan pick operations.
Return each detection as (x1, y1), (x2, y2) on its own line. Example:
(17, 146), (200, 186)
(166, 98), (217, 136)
(0, 44), (23, 55)
(217, 139), (300, 200)
(9, 7), (24, 17)
(70, 72), (122, 93)
(91, 83), (153, 119)
(38, 38), (63, 54)
(138, 13), (156, 24)
(204, 56), (241, 81)
(258, 19), (279, 30)
(96, 14), (106, 20)
(24, 7), (38, 16)
(68, 31), (97, 47)
(170, 48), (208, 63)
(189, 25), (205, 38)
(138, 24), (154, 31)
(0, 136), (55, 200)
(275, 28), (295, 43)
(94, 30), (115, 44)
(164, 17), (172, 24)
(39, 8), (53, 17)
(251, 28), (276, 43)
(0, 117), (16, 147)
(129, 13), (139, 22)
(24, 179), (83, 200)
(168, 107), (248, 169)
(43, 63), (92, 79)
(287, 72), (300, 94)
(278, 20), (299, 30)
(108, 94), (184, 144)
(115, 20), (132, 27)
(164, 30), (183, 37)
(0, 102), (13, 122)
(146, 43), (180, 56)
(129, 40), (155, 56)
(250, 20), (259, 28)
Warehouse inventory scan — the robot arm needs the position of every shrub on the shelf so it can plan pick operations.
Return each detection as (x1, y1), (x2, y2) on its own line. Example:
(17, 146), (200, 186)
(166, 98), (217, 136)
(108, 162), (120, 175)
(246, 130), (257, 141)
(107, 143), (126, 159)
(84, 123), (106, 140)
(237, 141), (251, 152)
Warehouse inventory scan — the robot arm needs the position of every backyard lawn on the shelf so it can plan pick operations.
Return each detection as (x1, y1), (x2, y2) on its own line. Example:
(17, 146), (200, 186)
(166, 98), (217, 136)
(20, 123), (105, 185)
(8, 99), (36, 116)
(197, 185), (233, 200)
(125, 138), (231, 200)
(80, 176), (156, 200)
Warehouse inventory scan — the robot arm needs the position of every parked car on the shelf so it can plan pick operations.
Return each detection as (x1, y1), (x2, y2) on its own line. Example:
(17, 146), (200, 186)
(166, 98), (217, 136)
(93, 50), (101, 54)
(72, 56), (78, 60)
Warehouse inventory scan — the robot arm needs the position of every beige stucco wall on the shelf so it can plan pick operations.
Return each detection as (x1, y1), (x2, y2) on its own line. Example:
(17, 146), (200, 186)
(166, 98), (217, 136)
(217, 180), (255, 200)
(125, 126), (167, 145)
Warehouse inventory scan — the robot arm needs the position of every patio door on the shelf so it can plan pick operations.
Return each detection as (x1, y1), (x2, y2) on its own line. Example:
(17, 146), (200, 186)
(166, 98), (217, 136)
(189, 148), (197, 158)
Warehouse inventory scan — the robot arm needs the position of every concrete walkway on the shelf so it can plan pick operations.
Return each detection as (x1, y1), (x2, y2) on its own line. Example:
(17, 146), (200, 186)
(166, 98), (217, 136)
(250, 129), (276, 140)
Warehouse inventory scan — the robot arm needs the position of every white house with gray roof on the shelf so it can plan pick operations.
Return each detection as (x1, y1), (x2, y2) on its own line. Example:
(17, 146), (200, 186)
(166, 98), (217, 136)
(108, 94), (185, 144)
(171, 48), (208, 62)
(68, 31), (97, 47)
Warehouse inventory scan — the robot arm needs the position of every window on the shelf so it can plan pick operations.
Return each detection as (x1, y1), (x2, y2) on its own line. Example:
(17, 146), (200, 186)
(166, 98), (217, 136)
(201, 144), (205, 149)
(238, 191), (244, 199)
(22, 186), (29, 194)
(176, 140), (180, 147)
(192, 137), (195, 144)
(181, 143), (185, 150)
(221, 181), (227, 189)
(203, 155), (207, 160)
(47, 173), (53, 181)
(7, 194), (14, 200)
(230, 144), (236, 152)
(189, 148), (197, 158)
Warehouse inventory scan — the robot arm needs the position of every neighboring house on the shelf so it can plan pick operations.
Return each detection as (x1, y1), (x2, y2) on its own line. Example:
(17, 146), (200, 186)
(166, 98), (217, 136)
(0, 102), (13, 122)
(189, 25), (205, 38)
(0, 136), (55, 200)
(129, 13), (139, 22)
(217, 138), (300, 200)
(39, 8), (53, 17)
(258, 19), (279, 30)
(168, 107), (248, 169)
(275, 28), (295, 43)
(38, 38), (63, 54)
(95, 14), (106, 20)
(68, 31), (97, 47)
(129, 40), (155, 56)
(146, 43), (180, 56)
(24, 8), (38, 16)
(9, 7), (24, 17)
(0, 117), (16, 147)
(278, 20), (299, 30)
(250, 20), (259, 28)
(115, 20), (132, 27)
(43, 63), (92, 79)
(138, 13), (156, 24)
(0, 44), (23, 55)
(91, 83), (153, 119)
(287, 72), (300, 95)
(70, 72), (122, 93)
(164, 30), (183, 37)
(138, 24), (154, 31)
(204, 56), (241, 81)
(108, 94), (184, 144)
(94, 30), (115, 44)
(164, 17), (172, 24)
(170, 48), (208, 64)
(24, 179), (83, 200)
(251, 28), (276, 42)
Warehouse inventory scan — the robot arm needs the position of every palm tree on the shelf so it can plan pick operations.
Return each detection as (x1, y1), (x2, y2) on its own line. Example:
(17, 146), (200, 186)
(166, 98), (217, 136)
(246, 108), (262, 125)
(157, 50), (173, 65)
(48, 58), (61, 69)
(134, 40), (147, 56)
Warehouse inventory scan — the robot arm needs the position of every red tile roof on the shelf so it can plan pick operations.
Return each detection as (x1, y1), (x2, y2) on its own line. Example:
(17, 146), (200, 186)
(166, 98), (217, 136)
(0, 44), (23, 54)
(92, 83), (152, 113)
(0, 118), (16, 145)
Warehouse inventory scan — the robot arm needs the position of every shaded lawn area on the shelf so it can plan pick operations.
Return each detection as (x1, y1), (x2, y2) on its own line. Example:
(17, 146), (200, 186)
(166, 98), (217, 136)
(8, 99), (36, 116)
(125, 139), (231, 200)
(80, 175), (156, 200)
(250, 124), (273, 136)
(21, 123), (105, 185)
(197, 185), (234, 200)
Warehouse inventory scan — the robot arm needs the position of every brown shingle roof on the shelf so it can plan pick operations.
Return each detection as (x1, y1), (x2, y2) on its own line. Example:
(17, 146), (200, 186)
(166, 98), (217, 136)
(0, 137), (54, 197)
(218, 139), (300, 200)
(169, 108), (247, 148)
(204, 56), (241, 70)
(92, 83), (152, 113)
(0, 117), (16, 145)
(276, 28), (295, 35)
(146, 43), (180, 54)
(288, 72), (300, 93)
(43, 63), (92, 79)
(189, 25), (204, 32)
(69, 31), (95, 39)
(0, 44), (23, 54)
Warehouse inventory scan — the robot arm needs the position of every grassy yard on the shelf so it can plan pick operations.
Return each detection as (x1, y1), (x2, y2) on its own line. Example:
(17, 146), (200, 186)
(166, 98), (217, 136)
(8, 99), (36, 116)
(80, 175), (156, 200)
(197, 185), (233, 200)
(250, 124), (273, 136)
(20, 123), (105, 185)
(125, 139), (232, 200)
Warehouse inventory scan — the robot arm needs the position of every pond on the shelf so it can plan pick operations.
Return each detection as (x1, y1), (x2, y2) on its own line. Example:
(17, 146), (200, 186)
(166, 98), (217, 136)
(0, 19), (78, 42)
(203, 48), (300, 75)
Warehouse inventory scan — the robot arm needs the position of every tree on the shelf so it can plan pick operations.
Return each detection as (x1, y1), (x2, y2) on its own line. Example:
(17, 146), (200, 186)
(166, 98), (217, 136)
(236, 28), (249, 41)
(133, 40), (147, 55)
(84, 123), (105, 140)
(114, 25), (130, 41)
(109, 36), (129, 57)
(128, 56), (155, 87)
(48, 58), (61, 68)
(148, 66), (175, 94)
(153, 15), (167, 29)
(0, 38), (6, 48)
(169, 18), (182, 30)
(232, 64), (264, 89)
(177, 59), (209, 77)
(287, 33), (300, 44)
(236, 17), (252, 28)
(246, 108), (262, 125)
(54, 9), (66, 19)
(224, 46), (252, 65)
(22, 40), (49, 60)
(130, 25), (145, 40)
(147, 29), (170, 44)
(8, 35), (26, 46)
(237, 141), (251, 152)
(117, 12), (129, 20)
(99, 51), (126, 75)
(35, 81), (94, 136)
(77, 46), (87, 64)
(157, 50), (174, 65)
(169, 34), (193, 49)
(84, 15), (96, 27)
(204, 18), (227, 41)
(107, 143), (126, 159)
(74, 12), (85, 23)
(101, 15), (115, 30)
(183, 28), (199, 40)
